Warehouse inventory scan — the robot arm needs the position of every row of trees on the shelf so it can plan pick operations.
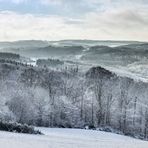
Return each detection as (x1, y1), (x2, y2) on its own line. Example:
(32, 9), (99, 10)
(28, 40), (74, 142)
(0, 62), (148, 139)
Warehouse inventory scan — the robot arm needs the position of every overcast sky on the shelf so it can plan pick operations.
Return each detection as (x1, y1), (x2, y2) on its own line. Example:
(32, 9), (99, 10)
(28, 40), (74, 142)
(0, 0), (148, 41)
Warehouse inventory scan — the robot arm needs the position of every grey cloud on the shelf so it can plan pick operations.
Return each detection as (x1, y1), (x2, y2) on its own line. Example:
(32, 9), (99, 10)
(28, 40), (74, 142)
(64, 19), (85, 25)
(111, 9), (148, 27)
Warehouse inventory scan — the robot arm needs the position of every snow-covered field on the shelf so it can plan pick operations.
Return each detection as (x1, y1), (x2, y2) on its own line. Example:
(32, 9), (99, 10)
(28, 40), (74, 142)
(0, 128), (148, 148)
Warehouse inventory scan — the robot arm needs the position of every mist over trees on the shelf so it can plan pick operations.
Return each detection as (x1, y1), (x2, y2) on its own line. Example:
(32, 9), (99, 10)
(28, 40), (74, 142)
(0, 59), (148, 139)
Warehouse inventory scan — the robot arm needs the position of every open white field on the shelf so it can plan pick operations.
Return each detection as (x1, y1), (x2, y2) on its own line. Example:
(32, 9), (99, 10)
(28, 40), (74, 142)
(0, 128), (148, 148)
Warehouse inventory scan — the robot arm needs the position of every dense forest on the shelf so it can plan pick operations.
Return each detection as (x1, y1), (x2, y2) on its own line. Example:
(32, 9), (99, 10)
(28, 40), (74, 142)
(0, 59), (148, 139)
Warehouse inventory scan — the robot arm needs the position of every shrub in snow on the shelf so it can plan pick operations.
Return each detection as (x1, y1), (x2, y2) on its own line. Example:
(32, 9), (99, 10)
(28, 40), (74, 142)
(0, 122), (42, 134)
(96, 126), (123, 135)
(84, 124), (96, 130)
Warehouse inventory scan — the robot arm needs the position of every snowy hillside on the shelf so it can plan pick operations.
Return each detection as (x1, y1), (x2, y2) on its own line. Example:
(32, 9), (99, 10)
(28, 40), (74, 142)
(0, 128), (148, 148)
(1, 40), (148, 141)
(0, 40), (148, 81)
(0, 59), (148, 139)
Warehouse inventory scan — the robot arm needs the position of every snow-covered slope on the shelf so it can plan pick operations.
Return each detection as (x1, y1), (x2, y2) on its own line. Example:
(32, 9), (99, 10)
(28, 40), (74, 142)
(1, 40), (148, 81)
(0, 128), (148, 148)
